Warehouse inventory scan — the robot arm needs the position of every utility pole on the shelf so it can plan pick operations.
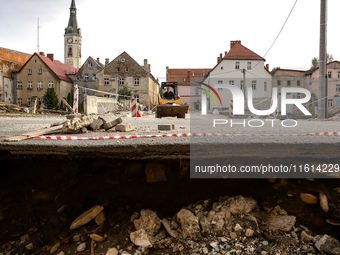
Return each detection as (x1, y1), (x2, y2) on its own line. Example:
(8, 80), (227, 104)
(242, 69), (246, 111)
(37, 17), (40, 53)
(318, 0), (327, 119)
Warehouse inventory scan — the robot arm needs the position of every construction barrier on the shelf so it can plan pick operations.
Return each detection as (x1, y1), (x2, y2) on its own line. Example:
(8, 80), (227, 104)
(73, 85), (79, 113)
(131, 98), (137, 117)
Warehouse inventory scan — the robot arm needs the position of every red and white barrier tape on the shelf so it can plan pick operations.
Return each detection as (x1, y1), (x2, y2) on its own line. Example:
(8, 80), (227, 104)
(7, 131), (337, 140)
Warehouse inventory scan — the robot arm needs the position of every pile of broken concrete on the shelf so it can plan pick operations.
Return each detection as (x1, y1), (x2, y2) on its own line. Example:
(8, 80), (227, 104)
(129, 195), (340, 255)
(61, 114), (133, 134)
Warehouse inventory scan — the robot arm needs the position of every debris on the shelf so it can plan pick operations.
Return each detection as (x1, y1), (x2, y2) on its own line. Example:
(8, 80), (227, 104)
(90, 233), (105, 242)
(0, 101), (25, 113)
(267, 215), (296, 232)
(104, 117), (123, 131)
(5, 125), (63, 142)
(89, 119), (104, 131)
(70, 205), (104, 230)
(319, 192), (329, 212)
(50, 242), (60, 254)
(134, 209), (161, 236)
(130, 229), (153, 248)
(300, 193), (318, 204)
(158, 124), (175, 130)
(62, 115), (93, 134)
(115, 123), (134, 132)
(106, 248), (119, 255)
(177, 208), (201, 241)
(76, 242), (86, 252)
(314, 234), (340, 255)
(61, 98), (75, 113)
(95, 211), (106, 226)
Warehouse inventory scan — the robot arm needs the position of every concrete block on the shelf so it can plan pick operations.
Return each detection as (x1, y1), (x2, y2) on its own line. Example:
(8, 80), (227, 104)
(158, 124), (175, 130)
(104, 117), (122, 131)
(89, 119), (104, 131)
(99, 114), (114, 125)
(115, 123), (134, 132)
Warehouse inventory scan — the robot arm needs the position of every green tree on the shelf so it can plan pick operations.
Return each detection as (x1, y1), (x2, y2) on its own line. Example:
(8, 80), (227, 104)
(67, 89), (74, 107)
(43, 88), (58, 109)
(118, 85), (132, 101)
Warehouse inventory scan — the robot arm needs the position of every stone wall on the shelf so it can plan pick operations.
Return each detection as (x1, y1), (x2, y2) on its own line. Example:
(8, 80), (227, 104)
(84, 95), (118, 115)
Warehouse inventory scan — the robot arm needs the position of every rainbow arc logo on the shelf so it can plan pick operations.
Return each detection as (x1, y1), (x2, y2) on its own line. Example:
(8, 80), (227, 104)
(196, 82), (222, 106)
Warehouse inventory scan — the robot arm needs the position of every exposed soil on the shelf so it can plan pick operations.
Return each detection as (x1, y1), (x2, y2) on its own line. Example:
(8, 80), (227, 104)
(0, 156), (340, 254)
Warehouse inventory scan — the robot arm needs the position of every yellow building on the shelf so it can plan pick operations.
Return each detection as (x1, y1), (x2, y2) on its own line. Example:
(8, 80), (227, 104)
(16, 52), (78, 107)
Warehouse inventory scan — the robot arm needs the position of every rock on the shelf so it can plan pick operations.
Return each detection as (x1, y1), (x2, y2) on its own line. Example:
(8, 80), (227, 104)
(62, 115), (93, 133)
(210, 241), (219, 251)
(234, 223), (243, 231)
(115, 123), (134, 132)
(134, 209), (161, 236)
(158, 124), (175, 130)
(121, 252), (132, 255)
(57, 252), (65, 255)
(300, 193), (318, 204)
(73, 234), (81, 242)
(95, 211), (106, 225)
(130, 211), (139, 222)
(245, 228), (254, 237)
(20, 233), (29, 243)
(70, 205), (104, 230)
(105, 248), (119, 255)
(202, 247), (209, 254)
(229, 196), (257, 215)
(267, 215), (296, 232)
(76, 242), (86, 252)
(89, 119), (104, 131)
(319, 192), (329, 212)
(130, 229), (153, 248)
(301, 230), (313, 242)
(103, 117), (122, 131)
(90, 234), (105, 242)
(25, 242), (34, 250)
(230, 232), (237, 239)
(50, 242), (60, 254)
(162, 218), (178, 238)
(314, 235), (340, 255)
(199, 215), (212, 234)
(177, 208), (201, 241)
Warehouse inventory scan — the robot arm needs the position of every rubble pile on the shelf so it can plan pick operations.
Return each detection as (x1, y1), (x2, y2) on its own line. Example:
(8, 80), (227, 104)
(1, 195), (340, 255)
(0, 102), (24, 113)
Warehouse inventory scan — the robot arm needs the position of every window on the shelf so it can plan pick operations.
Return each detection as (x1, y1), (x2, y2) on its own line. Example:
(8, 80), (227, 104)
(328, 71), (332, 78)
(328, 99), (333, 107)
(229, 80), (234, 86)
(85, 74), (89, 81)
(92, 74), (96, 81)
(38, 68), (42, 74)
(252, 80), (256, 90)
(297, 80), (301, 86)
(88, 62), (92, 67)
(336, 84), (340, 92)
(18, 98), (22, 105)
(287, 80), (291, 86)
(235, 62), (240, 70)
(17, 82), (22, 89)
(134, 78), (140, 85)
(277, 80), (281, 86)
(37, 81), (43, 90)
(247, 62), (252, 70)
(338, 71), (340, 78)
(183, 78), (186, 82)
(38, 98), (42, 106)
(264, 81), (267, 91)
(27, 81), (33, 89)
(134, 94), (139, 103)
(28, 69), (32, 75)
(221, 66), (223, 70)
(117, 67), (120, 72)
(240, 80), (244, 90)
(218, 80), (223, 84)
(119, 78), (124, 85)
(125, 67), (129, 72)
(27, 98), (32, 106)
(104, 78), (109, 85)
(195, 88), (199, 95)
(48, 81), (53, 88)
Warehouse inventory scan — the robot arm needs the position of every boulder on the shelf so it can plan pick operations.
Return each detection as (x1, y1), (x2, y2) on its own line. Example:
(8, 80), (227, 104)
(314, 235), (340, 255)
(177, 208), (201, 240)
(267, 215), (296, 232)
(130, 229), (153, 248)
(229, 196), (257, 215)
(134, 209), (161, 236)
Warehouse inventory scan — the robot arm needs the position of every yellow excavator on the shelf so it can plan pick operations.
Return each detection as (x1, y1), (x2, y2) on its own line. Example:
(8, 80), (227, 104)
(155, 82), (189, 118)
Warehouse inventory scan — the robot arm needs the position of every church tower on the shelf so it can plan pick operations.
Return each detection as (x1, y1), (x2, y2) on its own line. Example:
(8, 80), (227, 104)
(64, 0), (81, 68)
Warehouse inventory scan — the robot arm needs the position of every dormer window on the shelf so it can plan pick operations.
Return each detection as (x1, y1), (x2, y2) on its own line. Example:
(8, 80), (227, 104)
(88, 62), (92, 67)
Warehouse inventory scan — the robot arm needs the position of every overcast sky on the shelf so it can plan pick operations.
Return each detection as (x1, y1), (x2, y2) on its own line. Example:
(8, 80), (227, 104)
(1, 0), (339, 82)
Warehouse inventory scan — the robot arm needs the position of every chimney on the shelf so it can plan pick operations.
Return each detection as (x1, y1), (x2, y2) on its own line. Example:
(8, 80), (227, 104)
(224, 51), (228, 57)
(47, 54), (54, 62)
(105, 58), (109, 66)
(266, 64), (269, 71)
(39, 52), (45, 56)
(97, 57), (100, 62)
(148, 64), (151, 73)
(230, 40), (241, 49)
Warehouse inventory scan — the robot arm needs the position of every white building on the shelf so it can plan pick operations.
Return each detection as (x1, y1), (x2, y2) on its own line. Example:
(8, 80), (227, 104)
(202, 41), (272, 113)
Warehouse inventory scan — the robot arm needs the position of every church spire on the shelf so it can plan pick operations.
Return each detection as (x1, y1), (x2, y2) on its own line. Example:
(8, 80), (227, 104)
(65, 0), (80, 35)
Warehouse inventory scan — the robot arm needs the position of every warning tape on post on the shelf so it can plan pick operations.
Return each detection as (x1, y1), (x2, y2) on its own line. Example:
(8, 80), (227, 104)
(0, 131), (335, 140)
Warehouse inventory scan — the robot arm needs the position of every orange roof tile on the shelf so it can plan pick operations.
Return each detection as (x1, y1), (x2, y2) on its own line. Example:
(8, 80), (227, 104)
(167, 68), (211, 85)
(224, 42), (265, 61)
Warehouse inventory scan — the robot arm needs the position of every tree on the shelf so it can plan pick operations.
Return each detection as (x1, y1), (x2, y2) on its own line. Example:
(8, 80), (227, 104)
(310, 53), (334, 69)
(43, 88), (58, 109)
(118, 85), (132, 102)
(67, 89), (74, 107)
